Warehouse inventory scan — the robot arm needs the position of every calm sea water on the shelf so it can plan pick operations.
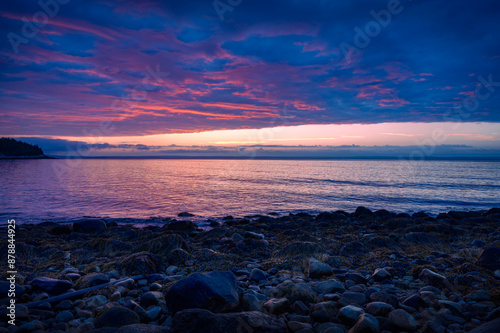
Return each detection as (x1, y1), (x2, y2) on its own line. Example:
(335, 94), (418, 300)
(0, 159), (499, 224)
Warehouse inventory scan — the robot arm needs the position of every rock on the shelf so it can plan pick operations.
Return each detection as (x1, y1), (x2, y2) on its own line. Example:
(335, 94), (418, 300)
(310, 301), (338, 322)
(272, 281), (316, 304)
(166, 220), (197, 231)
(402, 294), (426, 310)
(15, 304), (29, 319)
(0, 281), (25, 299)
(249, 268), (267, 282)
(388, 309), (418, 332)
(313, 279), (345, 294)
(288, 321), (313, 332)
(171, 309), (287, 333)
(117, 324), (173, 333)
(437, 300), (463, 316)
(56, 310), (74, 322)
(423, 321), (446, 333)
(371, 268), (391, 282)
(307, 259), (333, 279)
(73, 219), (107, 233)
(19, 320), (45, 331)
(165, 271), (240, 314)
(232, 233), (244, 241)
(241, 292), (261, 312)
(349, 313), (380, 333)
(116, 278), (135, 289)
(338, 305), (364, 324)
(95, 306), (141, 328)
(365, 302), (394, 316)
(472, 239), (487, 247)
(418, 268), (446, 287)
(355, 206), (375, 218)
(76, 273), (110, 289)
(264, 298), (290, 315)
(178, 212), (195, 217)
(140, 291), (163, 307)
(339, 291), (366, 307)
(87, 295), (108, 308)
(31, 277), (72, 295)
(467, 289), (492, 302)
(478, 248), (500, 270)
(468, 318), (500, 333)
(345, 273), (368, 285)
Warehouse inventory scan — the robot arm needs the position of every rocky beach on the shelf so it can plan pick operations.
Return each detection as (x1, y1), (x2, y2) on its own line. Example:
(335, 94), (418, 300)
(1, 207), (499, 333)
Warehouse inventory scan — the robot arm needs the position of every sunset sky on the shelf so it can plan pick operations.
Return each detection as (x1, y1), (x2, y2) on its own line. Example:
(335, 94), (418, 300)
(1, 0), (499, 156)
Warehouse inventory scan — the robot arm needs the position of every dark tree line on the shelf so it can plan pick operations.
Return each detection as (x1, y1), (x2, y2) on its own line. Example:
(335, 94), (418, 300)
(0, 138), (44, 156)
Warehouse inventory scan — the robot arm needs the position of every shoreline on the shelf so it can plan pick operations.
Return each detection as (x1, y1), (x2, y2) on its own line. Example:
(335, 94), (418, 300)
(1, 207), (499, 332)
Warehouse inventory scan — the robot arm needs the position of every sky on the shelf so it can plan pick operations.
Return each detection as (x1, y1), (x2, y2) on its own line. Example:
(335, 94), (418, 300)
(1, 0), (500, 157)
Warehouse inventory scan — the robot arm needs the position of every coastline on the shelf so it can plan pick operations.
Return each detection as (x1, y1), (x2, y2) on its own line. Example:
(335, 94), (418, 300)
(0, 155), (55, 160)
(1, 207), (499, 332)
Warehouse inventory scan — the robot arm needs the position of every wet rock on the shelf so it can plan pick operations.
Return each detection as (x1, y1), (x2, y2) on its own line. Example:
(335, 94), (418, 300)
(76, 273), (110, 289)
(313, 279), (345, 294)
(165, 271), (240, 314)
(388, 309), (418, 332)
(166, 220), (197, 231)
(178, 212), (195, 217)
(307, 259), (333, 279)
(338, 305), (364, 324)
(366, 302), (394, 316)
(349, 313), (380, 333)
(478, 248), (500, 270)
(73, 219), (107, 233)
(371, 268), (391, 282)
(31, 277), (72, 295)
(339, 291), (366, 307)
(95, 306), (141, 328)
(418, 268), (446, 287)
(272, 281), (316, 304)
(171, 309), (287, 333)
(264, 298), (290, 315)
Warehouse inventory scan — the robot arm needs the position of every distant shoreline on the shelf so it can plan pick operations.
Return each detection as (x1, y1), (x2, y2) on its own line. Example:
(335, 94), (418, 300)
(0, 154), (55, 159)
(39, 155), (500, 161)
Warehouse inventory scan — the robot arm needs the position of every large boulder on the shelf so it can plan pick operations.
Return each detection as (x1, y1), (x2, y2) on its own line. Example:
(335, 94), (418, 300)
(468, 318), (500, 333)
(31, 277), (72, 295)
(73, 220), (107, 233)
(165, 271), (240, 314)
(171, 309), (287, 333)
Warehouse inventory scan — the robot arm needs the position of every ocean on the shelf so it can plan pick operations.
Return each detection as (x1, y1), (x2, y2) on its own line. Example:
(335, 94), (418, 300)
(1, 159), (499, 224)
